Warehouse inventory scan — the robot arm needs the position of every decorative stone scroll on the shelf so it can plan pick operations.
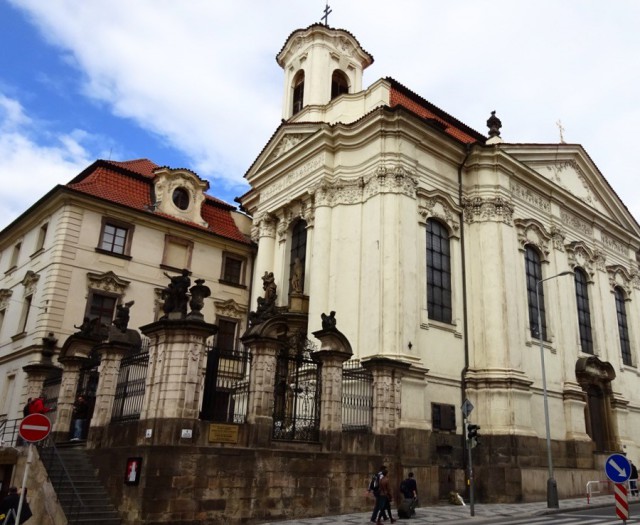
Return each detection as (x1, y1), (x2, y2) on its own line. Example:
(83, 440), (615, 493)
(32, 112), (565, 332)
(418, 192), (460, 238)
(87, 271), (131, 294)
(566, 241), (597, 282)
(607, 264), (633, 297)
(0, 288), (13, 309)
(21, 270), (40, 295)
(514, 218), (552, 261)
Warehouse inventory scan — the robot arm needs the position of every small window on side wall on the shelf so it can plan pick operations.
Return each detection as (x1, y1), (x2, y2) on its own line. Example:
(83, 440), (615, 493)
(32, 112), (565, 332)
(97, 218), (134, 257)
(292, 70), (305, 115)
(85, 291), (118, 329)
(220, 253), (245, 287)
(32, 223), (48, 255)
(432, 403), (456, 431)
(216, 318), (238, 352)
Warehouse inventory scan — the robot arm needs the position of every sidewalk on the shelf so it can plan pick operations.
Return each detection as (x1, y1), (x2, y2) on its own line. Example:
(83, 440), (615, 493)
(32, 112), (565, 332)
(259, 494), (623, 525)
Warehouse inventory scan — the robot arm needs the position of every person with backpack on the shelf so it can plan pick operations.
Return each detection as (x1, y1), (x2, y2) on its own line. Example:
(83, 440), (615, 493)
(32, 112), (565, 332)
(398, 472), (418, 518)
(368, 465), (389, 523)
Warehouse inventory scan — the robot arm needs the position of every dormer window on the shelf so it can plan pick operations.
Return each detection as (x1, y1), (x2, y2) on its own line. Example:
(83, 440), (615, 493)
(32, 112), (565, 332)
(331, 70), (349, 99)
(172, 187), (190, 210)
(292, 71), (305, 115)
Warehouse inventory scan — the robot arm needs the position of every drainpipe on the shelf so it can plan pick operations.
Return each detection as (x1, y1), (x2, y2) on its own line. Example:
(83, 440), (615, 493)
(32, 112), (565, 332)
(458, 143), (474, 469)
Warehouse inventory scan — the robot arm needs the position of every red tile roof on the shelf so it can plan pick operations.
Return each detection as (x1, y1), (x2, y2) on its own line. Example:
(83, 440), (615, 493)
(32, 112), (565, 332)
(67, 159), (251, 245)
(387, 78), (486, 144)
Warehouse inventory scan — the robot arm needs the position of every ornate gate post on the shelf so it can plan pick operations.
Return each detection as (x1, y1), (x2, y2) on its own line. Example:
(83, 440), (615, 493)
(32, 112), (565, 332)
(241, 334), (280, 447)
(312, 312), (352, 450)
(361, 357), (411, 438)
(22, 332), (60, 407)
(53, 334), (100, 441)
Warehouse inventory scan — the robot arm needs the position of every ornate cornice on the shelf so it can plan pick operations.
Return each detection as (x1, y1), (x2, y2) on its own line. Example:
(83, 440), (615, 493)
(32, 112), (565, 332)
(87, 271), (130, 294)
(560, 210), (593, 237)
(418, 192), (460, 239)
(0, 289), (12, 309)
(514, 218), (552, 261)
(566, 241), (597, 282)
(607, 264), (633, 297)
(21, 270), (40, 295)
(214, 298), (248, 319)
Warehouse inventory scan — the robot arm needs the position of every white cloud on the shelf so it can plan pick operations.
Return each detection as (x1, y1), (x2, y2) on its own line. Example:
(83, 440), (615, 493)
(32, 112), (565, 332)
(4, 0), (640, 224)
(0, 93), (94, 227)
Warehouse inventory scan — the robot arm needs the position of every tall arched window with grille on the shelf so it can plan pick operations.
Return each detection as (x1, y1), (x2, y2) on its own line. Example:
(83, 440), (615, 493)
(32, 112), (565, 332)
(289, 220), (307, 294)
(614, 286), (632, 366)
(426, 219), (452, 323)
(525, 245), (545, 339)
(574, 268), (593, 354)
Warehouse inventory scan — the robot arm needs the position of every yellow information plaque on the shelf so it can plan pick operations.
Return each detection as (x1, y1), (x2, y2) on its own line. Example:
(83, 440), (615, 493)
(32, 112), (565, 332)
(208, 423), (239, 443)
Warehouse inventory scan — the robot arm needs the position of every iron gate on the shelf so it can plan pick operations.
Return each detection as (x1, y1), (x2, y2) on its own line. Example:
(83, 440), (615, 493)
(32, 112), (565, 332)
(272, 332), (320, 442)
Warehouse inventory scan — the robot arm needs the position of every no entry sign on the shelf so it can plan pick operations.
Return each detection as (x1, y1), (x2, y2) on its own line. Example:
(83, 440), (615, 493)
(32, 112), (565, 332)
(19, 413), (51, 442)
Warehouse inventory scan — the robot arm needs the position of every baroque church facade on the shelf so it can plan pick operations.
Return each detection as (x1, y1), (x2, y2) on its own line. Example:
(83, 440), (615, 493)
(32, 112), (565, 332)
(0, 20), (639, 524)
(239, 23), (640, 503)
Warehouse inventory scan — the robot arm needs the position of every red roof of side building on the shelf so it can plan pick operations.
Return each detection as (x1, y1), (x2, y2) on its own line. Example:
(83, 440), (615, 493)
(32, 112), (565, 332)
(67, 159), (251, 245)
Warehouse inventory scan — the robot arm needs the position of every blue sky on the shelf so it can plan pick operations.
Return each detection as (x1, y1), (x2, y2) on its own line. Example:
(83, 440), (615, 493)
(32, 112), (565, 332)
(1, 1), (640, 229)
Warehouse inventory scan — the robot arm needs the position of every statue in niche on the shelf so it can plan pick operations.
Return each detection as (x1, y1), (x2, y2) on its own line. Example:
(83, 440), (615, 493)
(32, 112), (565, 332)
(290, 257), (303, 294)
(162, 269), (191, 317)
(249, 271), (278, 326)
(321, 311), (337, 331)
(113, 300), (135, 332)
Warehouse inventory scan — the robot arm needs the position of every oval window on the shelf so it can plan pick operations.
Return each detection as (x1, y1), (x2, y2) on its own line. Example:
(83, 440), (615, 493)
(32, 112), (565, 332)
(172, 187), (190, 210)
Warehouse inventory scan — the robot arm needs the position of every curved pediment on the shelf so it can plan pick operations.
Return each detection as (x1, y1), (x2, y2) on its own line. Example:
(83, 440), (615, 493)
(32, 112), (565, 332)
(575, 355), (615, 383)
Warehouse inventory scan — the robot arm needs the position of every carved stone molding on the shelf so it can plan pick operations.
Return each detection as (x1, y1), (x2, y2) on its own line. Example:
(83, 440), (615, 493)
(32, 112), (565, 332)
(214, 298), (248, 320)
(269, 134), (306, 162)
(547, 160), (599, 208)
(254, 212), (277, 241)
(566, 241), (597, 282)
(514, 218), (552, 261)
(152, 167), (210, 228)
(87, 271), (131, 294)
(21, 270), (40, 295)
(510, 181), (550, 212)
(601, 233), (628, 257)
(276, 201), (312, 240)
(560, 210), (593, 237)
(311, 164), (417, 209)
(418, 192), (460, 239)
(0, 289), (12, 309)
(463, 196), (514, 225)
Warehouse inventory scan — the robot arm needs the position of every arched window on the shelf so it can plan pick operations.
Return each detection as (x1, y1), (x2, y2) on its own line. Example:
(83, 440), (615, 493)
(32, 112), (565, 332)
(614, 287), (632, 365)
(331, 70), (349, 99)
(289, 220), (307, 294)
(525, 246), (545, 339)
(426, 219), (451, 323)
(292, 71), (305, 115)
(574, 268), (593, 354)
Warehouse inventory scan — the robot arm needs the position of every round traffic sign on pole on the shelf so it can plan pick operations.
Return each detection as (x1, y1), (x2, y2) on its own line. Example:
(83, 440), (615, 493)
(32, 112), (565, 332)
(19, 413), (51, 442)
(605, 453), (631, 484)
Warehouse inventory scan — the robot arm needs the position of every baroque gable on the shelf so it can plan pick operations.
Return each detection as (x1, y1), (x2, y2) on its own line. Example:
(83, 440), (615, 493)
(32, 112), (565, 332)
(152, 167), (209, 228)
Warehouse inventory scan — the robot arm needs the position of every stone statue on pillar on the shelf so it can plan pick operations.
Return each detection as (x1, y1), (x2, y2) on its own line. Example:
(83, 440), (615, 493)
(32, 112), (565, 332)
(162, 269), (191, 318)
(249, 271), (278, 326)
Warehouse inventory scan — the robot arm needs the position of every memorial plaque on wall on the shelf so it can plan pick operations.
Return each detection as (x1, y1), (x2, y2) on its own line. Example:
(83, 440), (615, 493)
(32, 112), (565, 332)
(208, 423), (239, 443)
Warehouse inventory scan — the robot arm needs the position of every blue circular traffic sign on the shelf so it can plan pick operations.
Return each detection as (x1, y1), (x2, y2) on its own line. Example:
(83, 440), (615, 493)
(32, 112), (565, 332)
(605, 453), (631, 483)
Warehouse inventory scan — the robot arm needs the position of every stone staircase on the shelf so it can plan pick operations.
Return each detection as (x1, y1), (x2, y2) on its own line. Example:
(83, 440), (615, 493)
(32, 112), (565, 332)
(39, 443), (122, 525)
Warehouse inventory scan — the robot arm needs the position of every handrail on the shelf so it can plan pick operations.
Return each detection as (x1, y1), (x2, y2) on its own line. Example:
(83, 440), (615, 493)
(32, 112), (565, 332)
(39, 437), (86, 523)
(2, 508), (17, 525)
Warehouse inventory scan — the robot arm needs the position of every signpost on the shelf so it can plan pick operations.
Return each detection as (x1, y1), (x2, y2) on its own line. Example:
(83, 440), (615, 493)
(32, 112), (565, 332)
(18, 413), (51, 443)
(16, 414), (52, 521)
(605, 453), (630, 523)
(462, 399), (475, 517)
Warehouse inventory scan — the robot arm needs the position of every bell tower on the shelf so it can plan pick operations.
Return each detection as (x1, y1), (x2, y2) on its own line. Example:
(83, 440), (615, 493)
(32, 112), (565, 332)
(277, 24), (374, 120)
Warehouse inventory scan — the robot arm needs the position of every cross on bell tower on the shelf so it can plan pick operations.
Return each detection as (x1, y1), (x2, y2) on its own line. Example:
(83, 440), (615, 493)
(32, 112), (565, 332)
(321, 2), (332, 26)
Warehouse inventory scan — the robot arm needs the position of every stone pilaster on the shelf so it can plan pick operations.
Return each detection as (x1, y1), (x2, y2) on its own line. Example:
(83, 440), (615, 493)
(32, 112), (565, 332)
(562, 381), (591, 442)
(361, 357), (411, 436)
(312, 326), (353, 449)
(140, 319), (217, 422)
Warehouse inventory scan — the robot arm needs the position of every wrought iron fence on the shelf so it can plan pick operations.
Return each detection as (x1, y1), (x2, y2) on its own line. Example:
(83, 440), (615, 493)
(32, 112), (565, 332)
(111, 350), (149, 422)
(272, 333), (321, 442)
(342, 359), (373, 432)
(201, 344), (250, 423)
(0, 418), (20, 447)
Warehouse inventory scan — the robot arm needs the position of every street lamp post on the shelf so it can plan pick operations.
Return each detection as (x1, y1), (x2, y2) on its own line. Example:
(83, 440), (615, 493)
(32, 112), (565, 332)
(536, 270), (573, 509)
